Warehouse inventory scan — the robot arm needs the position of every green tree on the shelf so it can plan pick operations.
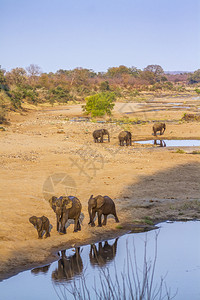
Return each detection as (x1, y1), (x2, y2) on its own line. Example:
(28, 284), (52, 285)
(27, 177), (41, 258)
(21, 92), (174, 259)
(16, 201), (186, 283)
(83, 92), (115, 117)
(107, 65), (131, 77)
(143, 65), (164, 82)
(144, 64), (164, 76)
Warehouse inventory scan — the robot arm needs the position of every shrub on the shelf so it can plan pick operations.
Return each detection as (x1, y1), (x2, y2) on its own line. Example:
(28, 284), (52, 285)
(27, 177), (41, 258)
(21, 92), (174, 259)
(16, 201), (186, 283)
(100, 81), (110, 91)
(176, 149), (185, 154)
(49, 86), (73, 104)
(0, 90), (10, 123)
(83, 92), (115, 117)
(195, 88), (200, 95)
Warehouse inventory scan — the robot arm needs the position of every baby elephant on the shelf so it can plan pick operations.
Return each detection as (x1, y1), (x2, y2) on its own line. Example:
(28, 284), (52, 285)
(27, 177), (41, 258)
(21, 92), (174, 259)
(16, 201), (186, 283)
(88, 195), (119, 227)
(118, 131), (132, 146)
(153, 122), (166, 136)
(29, 216), (50, 239)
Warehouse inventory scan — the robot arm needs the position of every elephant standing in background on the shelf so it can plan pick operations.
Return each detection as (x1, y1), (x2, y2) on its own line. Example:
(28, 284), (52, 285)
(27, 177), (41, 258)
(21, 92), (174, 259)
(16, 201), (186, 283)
(153, 123), (166, 136)
(88, 195), (119, 227)
(49, 196), (82, 234)
(118, 131), (132, 146)
(29, 215), (51, 239)
(93, 129), (110, 143)
(52, 248), (83, 282)
(89, 238), (118, 267)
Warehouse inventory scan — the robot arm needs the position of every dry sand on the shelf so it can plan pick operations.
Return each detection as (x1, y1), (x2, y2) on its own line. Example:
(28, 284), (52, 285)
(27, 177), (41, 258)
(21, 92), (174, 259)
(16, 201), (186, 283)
(0, 98), (200, 280)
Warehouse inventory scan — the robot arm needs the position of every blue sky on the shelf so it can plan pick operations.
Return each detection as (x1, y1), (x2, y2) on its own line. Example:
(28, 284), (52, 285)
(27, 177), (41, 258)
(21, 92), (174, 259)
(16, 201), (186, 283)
(1, 0), (200, 73)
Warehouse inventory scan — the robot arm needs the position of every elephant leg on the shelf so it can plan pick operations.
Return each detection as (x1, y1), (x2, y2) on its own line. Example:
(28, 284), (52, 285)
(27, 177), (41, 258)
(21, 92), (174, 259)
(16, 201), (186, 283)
(114, 212), (119, 223)
(56, 215), (60, 232)
(112, 209), (119, 223)
(37, 221), (43, 238)
(60, 213), (68, 234)
(97, 212), (102, 227)
(37, 230), (43, 239)
(102, 215), (107, 225)
(45, 231), (50, 238)
(37, 226), (43, 239)
(77, 220), (81, 231)
(100, 136), (103, 143)
(74, 217), (79, 232)
(90, 210), (96, 227)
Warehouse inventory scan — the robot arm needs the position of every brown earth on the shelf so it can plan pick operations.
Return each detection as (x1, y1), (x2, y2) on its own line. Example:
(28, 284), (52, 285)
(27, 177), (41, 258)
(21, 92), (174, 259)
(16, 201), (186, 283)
(0, 98), (200, 280)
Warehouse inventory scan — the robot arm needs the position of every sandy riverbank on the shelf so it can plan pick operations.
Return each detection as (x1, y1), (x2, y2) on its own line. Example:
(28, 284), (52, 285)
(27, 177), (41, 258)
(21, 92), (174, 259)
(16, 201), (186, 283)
(0, 99), (200, 280)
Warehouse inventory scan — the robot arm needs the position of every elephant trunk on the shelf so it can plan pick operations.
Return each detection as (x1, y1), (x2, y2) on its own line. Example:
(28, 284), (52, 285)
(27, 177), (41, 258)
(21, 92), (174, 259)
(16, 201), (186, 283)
(107, 132), (110, 142)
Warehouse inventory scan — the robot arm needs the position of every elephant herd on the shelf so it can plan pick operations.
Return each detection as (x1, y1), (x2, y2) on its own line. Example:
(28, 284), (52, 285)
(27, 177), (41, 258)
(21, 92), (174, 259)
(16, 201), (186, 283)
(93, 122), (166, 146)
(29, 195), (119, 239)
(29, 122), (166, 238)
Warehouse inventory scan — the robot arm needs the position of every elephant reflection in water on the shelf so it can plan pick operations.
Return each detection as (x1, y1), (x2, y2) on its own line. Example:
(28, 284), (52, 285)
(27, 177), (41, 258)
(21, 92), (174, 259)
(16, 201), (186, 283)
(52, 248), (83, 282)
(154, 140), (166, 147)
(89, 238), (118, 267)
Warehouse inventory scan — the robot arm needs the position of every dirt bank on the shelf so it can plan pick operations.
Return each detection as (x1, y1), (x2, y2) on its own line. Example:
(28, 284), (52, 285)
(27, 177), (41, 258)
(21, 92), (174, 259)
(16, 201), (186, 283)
(0, 100), (200, 280)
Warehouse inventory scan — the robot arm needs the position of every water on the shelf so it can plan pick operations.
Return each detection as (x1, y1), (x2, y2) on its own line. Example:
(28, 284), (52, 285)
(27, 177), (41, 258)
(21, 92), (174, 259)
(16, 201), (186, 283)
(0, 221), (200, 300)
(135, 139), (200, 147)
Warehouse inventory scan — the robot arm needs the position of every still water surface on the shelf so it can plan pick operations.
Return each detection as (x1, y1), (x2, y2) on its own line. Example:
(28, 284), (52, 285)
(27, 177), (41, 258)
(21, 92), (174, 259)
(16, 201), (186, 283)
(135, 139), (200, 147)
(0, 221), (200, 300)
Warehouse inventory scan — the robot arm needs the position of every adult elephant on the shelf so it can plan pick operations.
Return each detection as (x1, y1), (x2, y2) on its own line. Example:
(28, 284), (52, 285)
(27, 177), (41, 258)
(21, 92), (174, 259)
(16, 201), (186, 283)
(93, 129), (110, 143)
(88, 195), (119, 227)
(89, 238), (118, 267)
(153, 123), (166, 136)
(49, 196), (82, 234)
(118, 131), (132, 146)
(52, 248), (83, 282)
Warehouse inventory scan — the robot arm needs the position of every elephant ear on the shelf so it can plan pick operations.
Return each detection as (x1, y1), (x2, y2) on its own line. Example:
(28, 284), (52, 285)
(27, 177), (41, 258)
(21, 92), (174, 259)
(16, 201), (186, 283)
(64, 197), (73, 210)
(49, 196), (57, 208)
(29, 216), (37, 226)
(96, 195), (105, 209)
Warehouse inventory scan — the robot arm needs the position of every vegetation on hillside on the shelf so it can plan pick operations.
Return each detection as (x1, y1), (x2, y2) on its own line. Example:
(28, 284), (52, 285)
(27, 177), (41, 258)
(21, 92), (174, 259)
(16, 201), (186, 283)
(0, 63), (199, 122)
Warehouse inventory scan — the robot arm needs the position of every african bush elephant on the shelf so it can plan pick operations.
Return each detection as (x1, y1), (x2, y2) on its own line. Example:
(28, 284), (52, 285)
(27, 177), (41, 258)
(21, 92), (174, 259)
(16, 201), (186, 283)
(93, 129), (110, 143)
(118, 131), (132, 146)
(49, 196), (82, 234)
(89, 238), (118, 267)
(88, 195), (119, 227)
(52, 248), (83, 282)
(29, 215), (51, 239)
(153, 123), (166, 136)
